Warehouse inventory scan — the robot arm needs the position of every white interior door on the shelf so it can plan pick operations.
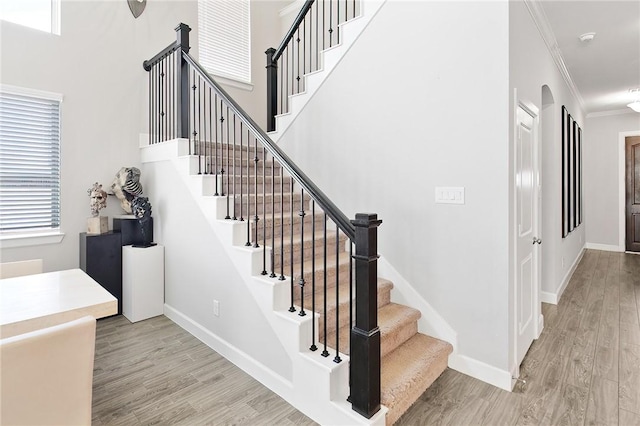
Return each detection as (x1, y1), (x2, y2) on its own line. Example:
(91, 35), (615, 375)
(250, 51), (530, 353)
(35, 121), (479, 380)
(515, 103), (540, 367)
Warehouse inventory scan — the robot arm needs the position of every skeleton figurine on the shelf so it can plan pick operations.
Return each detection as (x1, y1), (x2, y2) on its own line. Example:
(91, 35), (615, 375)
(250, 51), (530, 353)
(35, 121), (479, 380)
(111, 167), (143, 214)
(88, 182), (107, 217)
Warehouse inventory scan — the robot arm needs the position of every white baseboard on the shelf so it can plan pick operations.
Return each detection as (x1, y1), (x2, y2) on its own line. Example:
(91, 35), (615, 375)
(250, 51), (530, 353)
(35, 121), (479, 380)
(544, 247), (585, 305)
(585, 242), (624, 252)
(163, 304), (293, 394)
(540, 291), (558, 304)
(448, 353), (513, 391)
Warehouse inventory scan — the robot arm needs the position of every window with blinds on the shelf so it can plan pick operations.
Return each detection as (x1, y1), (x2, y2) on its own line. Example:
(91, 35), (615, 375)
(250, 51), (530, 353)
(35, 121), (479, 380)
(0, 0), (60, 35)
(0, 88), (61, 234)
(198, 0), (251, 84)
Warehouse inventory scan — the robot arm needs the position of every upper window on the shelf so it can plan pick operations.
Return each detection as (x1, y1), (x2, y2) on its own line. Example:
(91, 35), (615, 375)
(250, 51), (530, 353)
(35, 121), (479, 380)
(0, 86), (62, 235)
(198, 0), (251, 85)
(0, 0), (60, 35)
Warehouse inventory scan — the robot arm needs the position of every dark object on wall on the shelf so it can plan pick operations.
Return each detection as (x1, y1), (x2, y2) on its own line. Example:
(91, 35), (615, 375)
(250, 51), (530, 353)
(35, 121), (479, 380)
(561, 105), (583, 238)
(113, 216), (154, 246)
(79, 232), (122, 314)
(128, 0), (146, 18)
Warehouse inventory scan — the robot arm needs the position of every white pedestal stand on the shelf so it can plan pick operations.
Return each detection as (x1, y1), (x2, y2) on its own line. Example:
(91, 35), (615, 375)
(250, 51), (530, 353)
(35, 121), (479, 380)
(122, 244), (164, 323)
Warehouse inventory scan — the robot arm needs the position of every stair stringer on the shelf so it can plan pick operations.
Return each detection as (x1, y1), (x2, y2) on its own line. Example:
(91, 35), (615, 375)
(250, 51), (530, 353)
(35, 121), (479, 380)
(269, 0), (387, 142)
(141, 139), (388, 426)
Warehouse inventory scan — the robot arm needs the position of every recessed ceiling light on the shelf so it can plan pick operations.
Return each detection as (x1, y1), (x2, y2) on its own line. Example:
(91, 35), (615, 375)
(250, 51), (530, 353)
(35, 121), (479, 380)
(579, 32), (596, 43)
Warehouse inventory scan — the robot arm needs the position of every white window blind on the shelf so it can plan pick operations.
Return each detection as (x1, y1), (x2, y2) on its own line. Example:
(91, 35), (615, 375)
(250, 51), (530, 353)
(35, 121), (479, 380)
(0, 89), (61, 233)
(198, 0), (251, 84)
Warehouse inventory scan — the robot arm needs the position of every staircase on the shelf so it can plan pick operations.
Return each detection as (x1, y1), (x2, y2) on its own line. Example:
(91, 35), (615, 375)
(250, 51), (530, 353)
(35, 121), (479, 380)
(141, 9), (452, 424)
(144, 139), (451, 425)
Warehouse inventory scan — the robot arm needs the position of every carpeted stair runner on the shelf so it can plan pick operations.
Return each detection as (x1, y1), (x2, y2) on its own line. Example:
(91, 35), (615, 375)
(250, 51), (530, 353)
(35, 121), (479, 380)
(199, 142), (453, 425)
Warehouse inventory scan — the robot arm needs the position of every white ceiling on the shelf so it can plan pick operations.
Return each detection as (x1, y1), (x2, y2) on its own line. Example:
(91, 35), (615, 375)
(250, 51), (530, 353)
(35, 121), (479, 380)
(539, 0), (640, 114)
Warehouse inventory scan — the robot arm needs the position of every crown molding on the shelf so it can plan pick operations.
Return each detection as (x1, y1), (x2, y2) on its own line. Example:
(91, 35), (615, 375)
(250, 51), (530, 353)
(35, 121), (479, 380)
(586, 108), (637, 118)
(522, 0), (586, 113)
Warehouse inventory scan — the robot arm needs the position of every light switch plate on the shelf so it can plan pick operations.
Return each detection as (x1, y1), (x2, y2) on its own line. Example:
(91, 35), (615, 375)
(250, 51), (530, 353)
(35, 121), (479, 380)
(435, 187), (465, 204)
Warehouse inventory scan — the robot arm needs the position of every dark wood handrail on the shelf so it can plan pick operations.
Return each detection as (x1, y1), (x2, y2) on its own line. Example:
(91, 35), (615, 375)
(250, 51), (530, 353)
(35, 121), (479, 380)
(272, 0), (315, 62)
(181, 50), (355, 240)
(142, 42), (178, 71)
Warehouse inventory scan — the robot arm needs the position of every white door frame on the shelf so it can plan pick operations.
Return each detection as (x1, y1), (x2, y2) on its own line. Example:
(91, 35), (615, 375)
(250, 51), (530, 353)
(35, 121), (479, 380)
(512, 91), (542, 382)
(619, 130), (640, 252)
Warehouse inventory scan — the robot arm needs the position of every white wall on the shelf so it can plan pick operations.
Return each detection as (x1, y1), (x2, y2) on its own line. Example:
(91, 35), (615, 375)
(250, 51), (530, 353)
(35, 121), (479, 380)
(0, 1), (198, 269)
(0, 0), (284, 270)
(142, 159), (292, 380)
(509, 0), (586, 312)
(277, 1), (512, 374)
(584, 112), (640, 250)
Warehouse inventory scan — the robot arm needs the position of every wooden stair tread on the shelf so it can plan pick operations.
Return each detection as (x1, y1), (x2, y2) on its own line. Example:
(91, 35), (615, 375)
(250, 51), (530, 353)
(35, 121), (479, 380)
(381, 333), (453, 425)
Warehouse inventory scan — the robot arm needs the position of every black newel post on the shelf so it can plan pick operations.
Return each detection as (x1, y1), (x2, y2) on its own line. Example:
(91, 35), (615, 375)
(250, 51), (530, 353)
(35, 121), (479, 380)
(350, 213), (382, 419)
(265, 48), (277, 132)
(176, 23), (191, 139)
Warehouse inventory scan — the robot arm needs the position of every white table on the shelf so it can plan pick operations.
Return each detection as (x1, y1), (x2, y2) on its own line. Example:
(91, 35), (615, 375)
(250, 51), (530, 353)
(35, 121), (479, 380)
(0, 268), (117, 339)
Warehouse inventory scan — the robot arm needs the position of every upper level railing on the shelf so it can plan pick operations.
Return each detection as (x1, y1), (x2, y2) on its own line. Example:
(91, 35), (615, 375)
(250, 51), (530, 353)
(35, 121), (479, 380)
(265, 0), (360, 131)
(143, 23), (381, 419)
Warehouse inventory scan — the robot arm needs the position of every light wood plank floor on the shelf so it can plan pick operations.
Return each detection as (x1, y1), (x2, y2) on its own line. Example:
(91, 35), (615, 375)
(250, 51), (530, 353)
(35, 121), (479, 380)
(397, 250), (640, 425)
(92, 250), (640, 425)
(91, 315), (316, 425)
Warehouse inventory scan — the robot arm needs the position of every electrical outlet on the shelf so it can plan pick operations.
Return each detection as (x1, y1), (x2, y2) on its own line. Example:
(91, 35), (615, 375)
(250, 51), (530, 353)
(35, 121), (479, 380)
(213, 300), (220, 317)
(561, 257), (565, 268)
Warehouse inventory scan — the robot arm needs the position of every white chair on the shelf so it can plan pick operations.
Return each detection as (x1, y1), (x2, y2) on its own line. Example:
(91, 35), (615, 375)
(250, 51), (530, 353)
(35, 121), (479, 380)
(0, 259), (43, 279)
(0, 316), (97, 426)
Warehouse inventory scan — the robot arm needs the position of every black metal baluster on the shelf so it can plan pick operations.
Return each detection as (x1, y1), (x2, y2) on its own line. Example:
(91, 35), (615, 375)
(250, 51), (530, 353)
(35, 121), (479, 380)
(157, 64), (161, 143)
(203, 84), (207, 173)
(329, 0), (333, 47)
(239, 122), (244, 222)
(345, 0), (348, 25)
(170, 52), (174, 139)
(162, 57), (165, 141)
(321, 213), (329, 357)
(208, 87), (213, 175)
(310, 200), (317, 351)
(353, 0), (356, 18)
(158, 60), (164, 142)
(298, 187), (306, 316)
(337, 0), (340, 44)
(289, 179), (295, 313)
(167, 54), (171, 139)
(270, 153), (276, 278)
(253, 137), (259, 248)
(334, 224), (341, 363)
(214, 94), (219, 195)
(219, 101), (226, 198)
(279, 165), (285, 281)
(296, 27), (300, 93)
(232, 115), (237, 220)
(323, 0), (326, 50)
(262, 147), (267, 275)
(245, 129), (251, 246)
(191, 71), (196, 156)
(224, 105), (230, 218)
(148, 65), (152, 145)
(152, 65), (157, 144)
(197, 75), (202, 173)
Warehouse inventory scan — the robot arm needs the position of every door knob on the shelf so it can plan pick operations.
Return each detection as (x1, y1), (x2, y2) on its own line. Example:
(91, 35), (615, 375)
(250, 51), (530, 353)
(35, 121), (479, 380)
(532, 237), (542, 245)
